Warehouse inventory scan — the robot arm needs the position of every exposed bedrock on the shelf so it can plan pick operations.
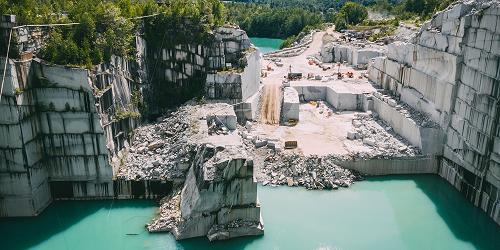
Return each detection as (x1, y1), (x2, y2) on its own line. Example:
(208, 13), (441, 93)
(0, 18), (261, 219)
(142, 104), (264, 241)
(320, 39), (386, 69)
(367, 0), (500, 225)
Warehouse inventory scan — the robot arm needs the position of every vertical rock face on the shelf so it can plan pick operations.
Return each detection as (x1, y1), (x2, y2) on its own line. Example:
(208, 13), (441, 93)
(144, 104), (264, 241)
(1, 19), (260, 217)
(320, 39), (385, 68)
(91, 54), (143, 157)
(174, 145), (263, 241)
(0, 59), (113, 216)
(367, 0), (500, 224)
(145, 25), (260, 117)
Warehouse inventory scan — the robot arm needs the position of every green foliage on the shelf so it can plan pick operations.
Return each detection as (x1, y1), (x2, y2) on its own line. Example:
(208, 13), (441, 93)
(196, 96), (207, 105)
(334, 12), (348, 31)
(14, 87), (24, 95)
(360, 18), (399, 27)
(340, 2), (368, 25)
(143, 0), (225, 48)
(115, 107), (140, 121)
(370, 0), (457, 22)
(280, 35), (297, 49)
(229, 0), (378, 12)
(226, 3), (324, 39)
(2, 0), (224, 67)
(330, 1), (368, 31)
(368, 26), (396, 42)
(141, 0), (226, 110)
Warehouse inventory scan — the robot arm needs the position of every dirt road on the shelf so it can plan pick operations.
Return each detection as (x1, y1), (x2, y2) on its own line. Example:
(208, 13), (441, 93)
(260, 84), (282, 124)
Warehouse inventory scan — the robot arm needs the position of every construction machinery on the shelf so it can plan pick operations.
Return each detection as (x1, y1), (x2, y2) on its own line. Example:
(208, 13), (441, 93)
(287, 72), (302, 80)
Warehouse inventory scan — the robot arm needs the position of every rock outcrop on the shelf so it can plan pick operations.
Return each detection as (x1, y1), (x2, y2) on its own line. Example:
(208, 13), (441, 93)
(320, 35), (386, 68)
(143, 104), (264, 241)
(367, 0), (500, 225)
(0, 59), (114, 216)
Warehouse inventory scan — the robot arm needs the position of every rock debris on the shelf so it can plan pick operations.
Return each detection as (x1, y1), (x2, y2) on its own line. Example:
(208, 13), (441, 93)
(262, 153), (362, 190)
(116, 106), (199, 180)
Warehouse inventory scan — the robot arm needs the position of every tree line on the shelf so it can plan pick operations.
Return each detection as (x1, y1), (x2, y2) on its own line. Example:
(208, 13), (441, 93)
(0, 0), (225, 68)
(226, 3), (324, 39)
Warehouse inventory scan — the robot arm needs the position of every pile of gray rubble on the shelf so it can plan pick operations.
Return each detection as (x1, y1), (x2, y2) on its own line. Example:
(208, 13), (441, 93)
(348, 112), (421, 158)
(116, 106), (198, 181)
(261, 153), (362, 190)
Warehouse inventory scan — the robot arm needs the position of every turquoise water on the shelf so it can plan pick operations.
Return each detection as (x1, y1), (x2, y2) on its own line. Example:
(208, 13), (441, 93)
(1, 175), (499, 250)
(250, 37), (283, 54)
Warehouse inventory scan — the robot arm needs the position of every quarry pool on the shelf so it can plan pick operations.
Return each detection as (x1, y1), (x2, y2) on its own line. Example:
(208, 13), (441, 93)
(1, 175), (499, 250)
(249, 37), (283, 54)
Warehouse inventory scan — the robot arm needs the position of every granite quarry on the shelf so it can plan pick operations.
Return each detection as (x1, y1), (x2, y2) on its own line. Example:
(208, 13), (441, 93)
(1, 0), (500, 244)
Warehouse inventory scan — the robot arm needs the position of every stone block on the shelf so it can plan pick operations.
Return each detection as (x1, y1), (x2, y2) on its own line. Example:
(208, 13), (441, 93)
(475, 29), (486, 50)
(419, 31), (448, 51)
(347, 131), (359, 140)
(447, 35), (462, 55)
(479, 14), (498, 34)
(387, 42), (415, 66)
(363, 138), (375, 146)
(217, 206), (260, 225)
(497, 15), (500, 34)
(447, 3), (473, 20)
(471, 14), (481, 28)
(442, 19), (461, 36)
(491, 34), (500, 56)
(463, 46), (481, 69)
(412, 45), (460, 83)
(254, 139), (267, 148)
(387, 99), (397, 107)
(432, 11), (445, 28)
(458, 15), (472, 38)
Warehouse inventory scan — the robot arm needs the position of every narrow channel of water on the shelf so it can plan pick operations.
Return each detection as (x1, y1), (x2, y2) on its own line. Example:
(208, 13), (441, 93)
(249, 37), (283, 54)
(1, 175), (499, 250)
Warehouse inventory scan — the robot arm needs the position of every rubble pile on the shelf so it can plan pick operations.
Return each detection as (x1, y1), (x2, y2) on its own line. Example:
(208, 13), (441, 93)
(372, 91), (439, 128)
(349, 113), (420, 157)
(147, 192), (182, 232)
(116, 106), (198, 180)
(262, 153), (361, 190)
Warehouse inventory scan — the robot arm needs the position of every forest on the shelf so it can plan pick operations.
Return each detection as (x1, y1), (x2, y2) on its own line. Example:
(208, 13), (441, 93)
(0, 0), (460, 66)
(226, 0), (458, 46)
(226, 3), (324, 39)
(0, 0), (225, 67)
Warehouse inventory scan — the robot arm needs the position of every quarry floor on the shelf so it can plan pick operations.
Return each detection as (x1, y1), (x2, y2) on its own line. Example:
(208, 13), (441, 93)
(261, 28), (370, 90)
(251, 102), (412, 156)
(254, 28), (381, 156)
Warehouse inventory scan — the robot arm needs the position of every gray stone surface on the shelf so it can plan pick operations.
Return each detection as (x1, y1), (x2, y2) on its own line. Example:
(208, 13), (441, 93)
(367, 0), (500, 225)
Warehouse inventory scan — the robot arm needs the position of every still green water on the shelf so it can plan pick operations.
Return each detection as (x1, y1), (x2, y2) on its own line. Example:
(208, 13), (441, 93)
(1, 175), (499, 250)
(249, 37), (283, 54)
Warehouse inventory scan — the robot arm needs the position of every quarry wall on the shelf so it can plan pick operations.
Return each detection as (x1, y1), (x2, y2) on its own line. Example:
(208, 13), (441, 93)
(0, 58), (113, 216)
(0, 19), (260, 217)
(367, 0), (500, 224)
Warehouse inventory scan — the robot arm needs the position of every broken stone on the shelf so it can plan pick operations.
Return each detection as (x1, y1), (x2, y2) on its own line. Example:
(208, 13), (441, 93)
(363, 138), (376, 146)
(347, 131), (359, 140)
(254, 139), (268, 148)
